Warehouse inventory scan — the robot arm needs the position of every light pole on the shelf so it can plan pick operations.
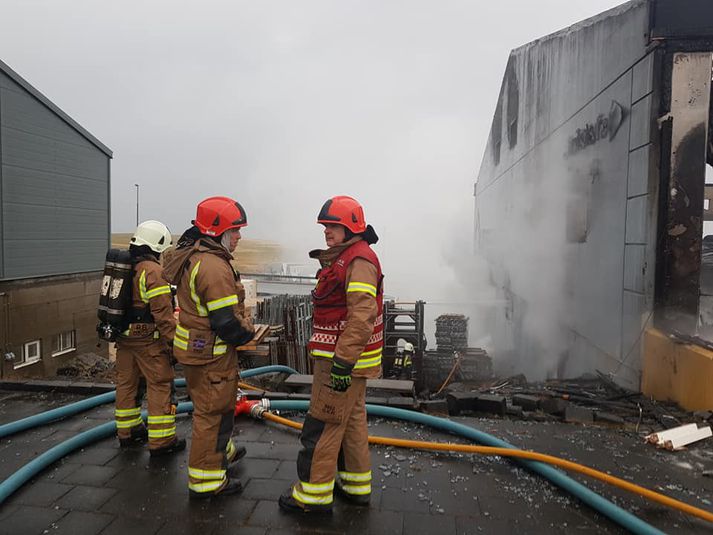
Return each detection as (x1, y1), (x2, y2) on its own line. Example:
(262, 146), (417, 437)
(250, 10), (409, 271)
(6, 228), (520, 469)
(134, 183), (140, 226)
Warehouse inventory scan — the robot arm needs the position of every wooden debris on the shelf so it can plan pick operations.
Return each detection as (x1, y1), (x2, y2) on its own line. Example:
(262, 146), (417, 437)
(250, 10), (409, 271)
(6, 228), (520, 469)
(236, 324), (270, 351)
(646, 423), (712, 450)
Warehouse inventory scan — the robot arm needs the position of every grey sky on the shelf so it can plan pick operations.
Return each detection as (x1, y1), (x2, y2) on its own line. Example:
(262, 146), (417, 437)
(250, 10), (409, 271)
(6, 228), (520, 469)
(1, 0), (624, 303)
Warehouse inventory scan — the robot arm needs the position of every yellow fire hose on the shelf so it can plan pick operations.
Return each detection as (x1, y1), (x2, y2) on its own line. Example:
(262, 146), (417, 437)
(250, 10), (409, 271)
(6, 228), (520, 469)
(238, 382), (262, 391)
(261, 411), (713, 524)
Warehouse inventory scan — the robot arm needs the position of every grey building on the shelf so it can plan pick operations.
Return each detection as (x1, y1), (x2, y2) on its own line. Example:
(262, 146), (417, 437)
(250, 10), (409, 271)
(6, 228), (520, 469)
(475, 0), (713, 406)
(0, 59), (112, 378)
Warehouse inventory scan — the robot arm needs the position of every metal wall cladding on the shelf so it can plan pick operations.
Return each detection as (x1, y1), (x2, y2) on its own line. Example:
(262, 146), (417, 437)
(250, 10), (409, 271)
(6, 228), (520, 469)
(627, 146), (650, 198)
(632, 53), (654, 104)
(629, 94), (654, 151)
(625, 196), (649, 245)
(0, 70), (110, 280)
(474, 1), (657, 384)
(624, 244), (646, 293)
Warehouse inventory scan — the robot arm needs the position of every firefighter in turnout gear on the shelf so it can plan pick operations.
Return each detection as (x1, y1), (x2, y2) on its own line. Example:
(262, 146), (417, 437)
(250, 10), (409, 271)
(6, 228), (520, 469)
(115, 220), (186, 456)
(280, 195), (383, 514)
(392, 341), (414, 379)
(163, 196), (255, 499)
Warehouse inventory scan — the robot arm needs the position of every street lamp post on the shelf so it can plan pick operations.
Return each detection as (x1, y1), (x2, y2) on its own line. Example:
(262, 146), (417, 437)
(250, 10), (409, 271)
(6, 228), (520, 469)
(134, 183), (140, 226)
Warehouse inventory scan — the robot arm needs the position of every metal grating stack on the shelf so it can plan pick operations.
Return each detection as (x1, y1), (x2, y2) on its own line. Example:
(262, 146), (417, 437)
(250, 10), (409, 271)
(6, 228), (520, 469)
(422, 314), (493, 391)
(256, 295), (313, 373)
(435, 314), (469, 353)
(459, 348), (493, 381)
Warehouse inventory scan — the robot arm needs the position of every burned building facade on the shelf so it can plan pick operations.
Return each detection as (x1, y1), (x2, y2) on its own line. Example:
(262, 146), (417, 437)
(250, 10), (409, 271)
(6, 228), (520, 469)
(475, 0), (713, 408)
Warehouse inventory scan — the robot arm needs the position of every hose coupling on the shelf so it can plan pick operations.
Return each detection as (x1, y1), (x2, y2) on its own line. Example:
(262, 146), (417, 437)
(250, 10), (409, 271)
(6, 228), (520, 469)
(250, 399), (270, 419)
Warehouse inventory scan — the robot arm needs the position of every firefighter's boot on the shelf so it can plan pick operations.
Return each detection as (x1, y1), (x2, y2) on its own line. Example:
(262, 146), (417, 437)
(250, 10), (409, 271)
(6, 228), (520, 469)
(227, 445), (248, 474)
(119, 426), (148, 448)
(189, 477), (243, 500)
(149, 437), (186, 457)
(278, 489), (333, 515)
(226, 440), (247, 464)
(335, 479), (370, 506)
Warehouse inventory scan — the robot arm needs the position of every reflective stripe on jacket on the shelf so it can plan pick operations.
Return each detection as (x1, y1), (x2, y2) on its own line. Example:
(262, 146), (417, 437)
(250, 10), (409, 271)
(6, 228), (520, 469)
(169, 239), (251, 364)
(120, 258), (176, 343)
(308, 238), (384, 377)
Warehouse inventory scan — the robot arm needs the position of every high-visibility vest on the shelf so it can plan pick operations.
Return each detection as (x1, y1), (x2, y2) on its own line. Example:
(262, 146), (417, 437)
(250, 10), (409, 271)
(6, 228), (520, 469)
(308, 240), (384, 371)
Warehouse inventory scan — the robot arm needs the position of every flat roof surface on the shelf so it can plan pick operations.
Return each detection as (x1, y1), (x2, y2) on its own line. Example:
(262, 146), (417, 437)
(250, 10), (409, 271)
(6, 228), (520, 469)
(1, 390), (712, 534)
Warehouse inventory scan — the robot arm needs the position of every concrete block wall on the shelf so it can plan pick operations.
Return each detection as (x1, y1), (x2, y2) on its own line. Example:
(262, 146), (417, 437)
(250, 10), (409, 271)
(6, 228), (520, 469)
(0, 272), (106, 379)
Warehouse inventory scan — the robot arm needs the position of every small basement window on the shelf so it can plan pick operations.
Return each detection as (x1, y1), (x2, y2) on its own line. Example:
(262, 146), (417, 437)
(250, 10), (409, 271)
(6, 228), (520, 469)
(52, 330), (76, 357)
(15, 340), (41, 369)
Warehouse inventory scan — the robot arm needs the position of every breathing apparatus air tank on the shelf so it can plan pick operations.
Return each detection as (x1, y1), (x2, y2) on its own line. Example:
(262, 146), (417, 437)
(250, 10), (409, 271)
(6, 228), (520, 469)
(96, 248), (133, 341)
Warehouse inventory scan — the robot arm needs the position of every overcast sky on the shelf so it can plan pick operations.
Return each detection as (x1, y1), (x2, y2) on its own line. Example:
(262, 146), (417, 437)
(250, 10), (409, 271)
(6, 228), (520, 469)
(1, 0), (624, 302)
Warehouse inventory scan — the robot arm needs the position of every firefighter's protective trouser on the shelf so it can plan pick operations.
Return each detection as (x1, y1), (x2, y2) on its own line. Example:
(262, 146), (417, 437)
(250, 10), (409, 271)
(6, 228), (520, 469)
(291, 359), (371, 507)
(115, 339), (176, 449)
(183, 350), (239, 494)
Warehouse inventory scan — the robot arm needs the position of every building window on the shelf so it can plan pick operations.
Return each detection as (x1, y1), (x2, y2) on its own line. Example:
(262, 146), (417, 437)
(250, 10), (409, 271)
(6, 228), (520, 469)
(52, 330), (76, 357)
(14, 340), (41, 369)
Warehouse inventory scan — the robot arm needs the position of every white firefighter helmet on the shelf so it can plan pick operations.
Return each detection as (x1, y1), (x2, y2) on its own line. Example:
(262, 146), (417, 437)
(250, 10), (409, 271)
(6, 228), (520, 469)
(131, 220), (173, 253)
(403, 342), (415, 353)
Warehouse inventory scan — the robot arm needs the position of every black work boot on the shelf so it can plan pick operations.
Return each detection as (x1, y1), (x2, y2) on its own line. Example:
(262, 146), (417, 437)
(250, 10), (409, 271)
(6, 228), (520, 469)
(278, 489), (332, 515)
(227, 443), (247, 462)
(119, 426), (148, 448)
(149, 438), (186, 457)
(189, 478), (243, 500)
(227, 446), (248, 474)
(335, 479), (370, 506)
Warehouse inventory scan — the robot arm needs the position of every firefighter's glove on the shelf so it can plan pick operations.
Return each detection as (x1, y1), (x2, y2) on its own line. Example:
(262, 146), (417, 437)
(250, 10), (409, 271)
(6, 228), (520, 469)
(330, 360), (353, 392)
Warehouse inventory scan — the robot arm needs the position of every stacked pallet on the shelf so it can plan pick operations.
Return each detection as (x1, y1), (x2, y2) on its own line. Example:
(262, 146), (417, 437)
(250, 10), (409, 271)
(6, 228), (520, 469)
(435, 314), (469, 353)
(421, 314), (492, 391)
(459, 348), (493, 381)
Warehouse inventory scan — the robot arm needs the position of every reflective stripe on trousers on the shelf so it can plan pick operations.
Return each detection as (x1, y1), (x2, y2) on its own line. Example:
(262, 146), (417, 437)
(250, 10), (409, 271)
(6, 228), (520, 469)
(338, 470), (372, 495)
(188, 467), (226, 493)
(292, 479), (334, 505)
(115, 407), (143, 429)
(147, 414), (176, 439)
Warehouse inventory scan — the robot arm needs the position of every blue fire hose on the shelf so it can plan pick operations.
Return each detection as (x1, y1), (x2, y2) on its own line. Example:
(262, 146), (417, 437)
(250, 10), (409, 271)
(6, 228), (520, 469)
(0, 395), (663, 534)
(0, 365), (297, 439)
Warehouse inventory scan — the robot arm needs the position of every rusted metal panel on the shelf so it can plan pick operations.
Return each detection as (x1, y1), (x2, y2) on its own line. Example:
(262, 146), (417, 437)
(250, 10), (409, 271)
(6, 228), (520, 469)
(659, 52), (712, 331)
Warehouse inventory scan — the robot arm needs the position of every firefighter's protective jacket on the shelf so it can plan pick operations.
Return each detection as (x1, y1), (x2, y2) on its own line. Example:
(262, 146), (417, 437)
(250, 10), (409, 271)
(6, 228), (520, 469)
(120, 257), (176, 342)
(308, 237), (384, 378)
(164, 237), (254, 365)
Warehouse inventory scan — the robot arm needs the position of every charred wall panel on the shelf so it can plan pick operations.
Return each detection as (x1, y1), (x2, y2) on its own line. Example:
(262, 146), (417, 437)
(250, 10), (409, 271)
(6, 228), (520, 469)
(474, 1), (655, 388)
(651, 0), (713, 39)
(657, 52), (712, 332)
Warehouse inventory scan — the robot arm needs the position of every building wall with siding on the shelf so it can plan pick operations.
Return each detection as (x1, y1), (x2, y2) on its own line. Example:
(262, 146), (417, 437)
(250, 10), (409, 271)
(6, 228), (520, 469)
(0, 60), (112, 377)
(0, 68), (110, 280)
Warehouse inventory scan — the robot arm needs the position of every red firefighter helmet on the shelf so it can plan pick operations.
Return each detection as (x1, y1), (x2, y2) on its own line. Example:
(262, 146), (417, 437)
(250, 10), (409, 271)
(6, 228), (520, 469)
(317, 196), (366, 234)
(193, 196), (248, 236)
